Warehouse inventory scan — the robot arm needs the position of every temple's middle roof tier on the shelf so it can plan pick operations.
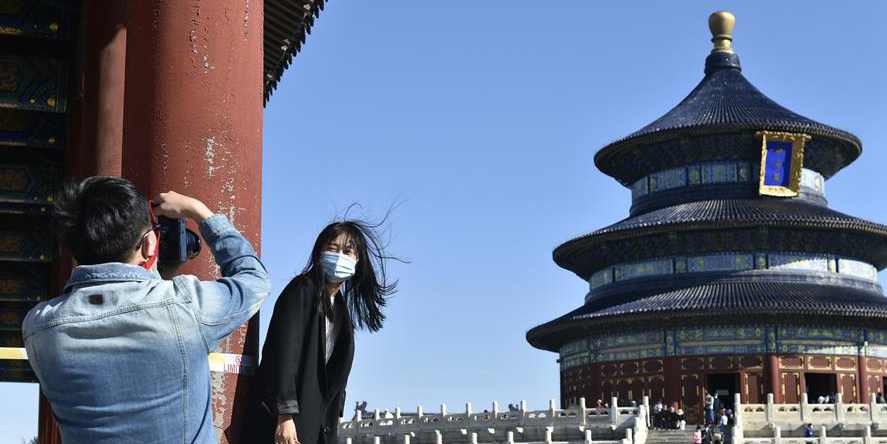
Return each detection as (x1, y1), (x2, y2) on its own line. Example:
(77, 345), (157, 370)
(554, 199), (887, 278)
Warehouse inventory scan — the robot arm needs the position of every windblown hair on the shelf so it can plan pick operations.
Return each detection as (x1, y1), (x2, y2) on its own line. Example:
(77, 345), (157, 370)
(52, 176), (151, 265)
(302, 217), (401, 332)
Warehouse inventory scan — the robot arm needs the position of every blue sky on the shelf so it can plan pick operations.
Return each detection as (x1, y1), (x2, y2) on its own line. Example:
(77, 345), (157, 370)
(3, 1), (886, 440)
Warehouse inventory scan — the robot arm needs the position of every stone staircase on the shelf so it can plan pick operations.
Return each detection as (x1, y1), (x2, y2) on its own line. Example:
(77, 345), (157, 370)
(645, 429), (697, 444)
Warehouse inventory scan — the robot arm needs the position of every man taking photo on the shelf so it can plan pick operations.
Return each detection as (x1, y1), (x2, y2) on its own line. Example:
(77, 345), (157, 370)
(22, 176), (270, 443)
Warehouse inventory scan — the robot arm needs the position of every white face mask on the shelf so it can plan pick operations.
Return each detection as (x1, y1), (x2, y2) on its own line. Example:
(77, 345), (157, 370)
(320, 252), (357, 283)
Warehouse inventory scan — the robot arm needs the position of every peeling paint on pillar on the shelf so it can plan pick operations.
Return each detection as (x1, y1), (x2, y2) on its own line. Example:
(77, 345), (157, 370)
(120, 1), (264, 443)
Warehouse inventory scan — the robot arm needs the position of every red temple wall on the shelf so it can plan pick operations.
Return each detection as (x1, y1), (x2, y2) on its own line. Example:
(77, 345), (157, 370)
(562, 353), (887, 423)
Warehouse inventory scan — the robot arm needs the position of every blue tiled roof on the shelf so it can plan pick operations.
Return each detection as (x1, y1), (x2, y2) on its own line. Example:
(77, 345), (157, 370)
(527, 281), (887, 351)
(554, 199), (887, 275)
(617, 68), (859, 148)
(594, 52), (862, 182)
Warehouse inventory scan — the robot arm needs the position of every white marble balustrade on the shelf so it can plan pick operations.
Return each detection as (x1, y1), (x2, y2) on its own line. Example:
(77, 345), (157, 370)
(339, 397), (647, 444)
(734, 393), (887, 444)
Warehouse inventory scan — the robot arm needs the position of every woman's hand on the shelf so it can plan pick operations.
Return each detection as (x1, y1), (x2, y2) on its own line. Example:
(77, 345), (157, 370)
(275, 415), (300, 444)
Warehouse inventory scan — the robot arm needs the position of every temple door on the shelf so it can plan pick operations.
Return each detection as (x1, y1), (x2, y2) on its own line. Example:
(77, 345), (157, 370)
(782, 372), (801, 403)
(840, 373), (858, 403)
(746, 373), (764, 403)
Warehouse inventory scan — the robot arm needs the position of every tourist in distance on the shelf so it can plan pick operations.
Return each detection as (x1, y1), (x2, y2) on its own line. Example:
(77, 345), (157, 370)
(804, 423), (815, 439)
(244, 218), (399, 444)
(704, 391), (715, 425)
(693, 426), (703, 444)
(22, 177), (270, 443)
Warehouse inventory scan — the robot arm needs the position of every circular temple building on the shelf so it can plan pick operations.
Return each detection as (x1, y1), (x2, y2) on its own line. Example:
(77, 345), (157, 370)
(526, 12), (887, 422)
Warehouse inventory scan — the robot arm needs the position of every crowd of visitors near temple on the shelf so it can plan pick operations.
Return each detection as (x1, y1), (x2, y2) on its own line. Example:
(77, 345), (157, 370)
(645, 391), (738, 444)
(650, 400), (686, 430)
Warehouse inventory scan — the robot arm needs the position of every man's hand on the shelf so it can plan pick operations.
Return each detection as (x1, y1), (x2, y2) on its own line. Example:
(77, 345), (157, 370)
(152, 191), (214, 223)
(275, 415), (300, 444)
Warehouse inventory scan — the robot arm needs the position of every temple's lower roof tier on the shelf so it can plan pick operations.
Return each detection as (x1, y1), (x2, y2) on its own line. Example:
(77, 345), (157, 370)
(527, 280), (887, 352)
(554, 199), (887, 278)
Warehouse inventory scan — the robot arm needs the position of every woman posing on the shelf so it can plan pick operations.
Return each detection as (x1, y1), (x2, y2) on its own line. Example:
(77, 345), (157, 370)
(246, 220), (397, 444)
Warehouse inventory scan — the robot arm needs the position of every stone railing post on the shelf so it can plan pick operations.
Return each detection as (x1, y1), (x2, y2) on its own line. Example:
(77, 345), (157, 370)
(766, 393), (776, 426)
(585, 429), (593, 444)
(507, 431), (515, 444)
(774, 425), (781, 444)
(356, 411), (363, 422)
(441, 404), (448, 417)
(493, 401), (500, 417)
(374, 436), (381, 444)
(643, 396), (651, 428)
(865, 425), (873, 444)
(579, 397), (588, 427)
(732, 423), (744, 444)
(870, 393), (878, 424)
(637, 405), (648, 432)
(734, 393), (743, 425)
(346, 438), (353, 444)
(417, 405), (423, 418)
(801, 393), (809, 423)
(466, 402), (473, 416)
(732, 393), (745, 444)
(611, 396), (620, 426)
(836, 393), (845, 424)
(819, 426), (827, 444)
(396, 407), (402, 419)
(374, 409), (381, 421)
(403, 434), (411, 444)
(545, 427), (554, 444)
(625, 426), (633, 444)
(471, 432), (478, 444)
(435, 430), (443, 444)
(549, 399), (557, 418)
(520, 400), (528, 419)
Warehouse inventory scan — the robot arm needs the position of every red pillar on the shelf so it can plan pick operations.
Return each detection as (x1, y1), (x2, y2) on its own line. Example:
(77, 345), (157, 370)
(591, 362), (602, 403)
(767, 355), (781, 402)
(859, 347), (870, 403)
(38, 2), (129, 442)
(37, 396), (62, 444)
(121, 1), (264, 443)
(79, 0), (127, 177)
(664, 357), (682, 405)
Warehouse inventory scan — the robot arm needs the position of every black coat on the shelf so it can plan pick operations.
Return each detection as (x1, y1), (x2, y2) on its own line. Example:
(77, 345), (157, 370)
(244, 275), (355, 444)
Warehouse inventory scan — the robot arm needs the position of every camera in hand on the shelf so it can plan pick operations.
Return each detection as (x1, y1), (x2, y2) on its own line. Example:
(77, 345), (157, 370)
(157, 216), (202, 268)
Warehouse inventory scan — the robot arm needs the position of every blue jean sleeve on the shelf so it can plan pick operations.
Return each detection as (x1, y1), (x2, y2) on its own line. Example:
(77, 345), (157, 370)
(173, 214), (271, 350)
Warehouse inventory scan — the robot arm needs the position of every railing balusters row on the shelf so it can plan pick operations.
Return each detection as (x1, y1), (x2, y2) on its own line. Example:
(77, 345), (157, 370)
(339, 397), (647, 444)
(734, 393), (887, 444)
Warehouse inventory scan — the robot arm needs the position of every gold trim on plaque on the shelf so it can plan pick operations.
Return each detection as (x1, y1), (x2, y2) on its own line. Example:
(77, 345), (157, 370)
(757, 131), (811, 197)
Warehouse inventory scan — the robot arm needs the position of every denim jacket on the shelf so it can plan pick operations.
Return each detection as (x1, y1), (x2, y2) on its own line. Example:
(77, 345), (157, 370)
(22, 214), (270, 444)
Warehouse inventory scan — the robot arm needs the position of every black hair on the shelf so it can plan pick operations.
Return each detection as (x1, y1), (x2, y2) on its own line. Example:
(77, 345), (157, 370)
(52, 176), (151, 265)
(301, 216), (401, 332)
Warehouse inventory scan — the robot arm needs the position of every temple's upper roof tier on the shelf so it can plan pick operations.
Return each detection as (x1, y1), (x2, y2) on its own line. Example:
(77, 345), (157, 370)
(593, 13), (861, 186)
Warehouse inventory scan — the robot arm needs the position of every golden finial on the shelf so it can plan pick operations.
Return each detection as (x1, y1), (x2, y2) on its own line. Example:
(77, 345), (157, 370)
(709, 11), (736, 53)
